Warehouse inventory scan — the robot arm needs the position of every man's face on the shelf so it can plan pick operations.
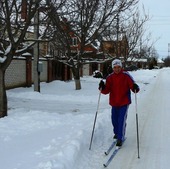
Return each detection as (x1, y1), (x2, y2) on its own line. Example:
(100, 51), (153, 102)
(113, 65), (122, 74)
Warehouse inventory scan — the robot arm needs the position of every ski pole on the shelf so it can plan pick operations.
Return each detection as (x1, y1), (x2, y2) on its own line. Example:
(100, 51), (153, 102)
(135, 91), (140, 158)
(89, 90), (102, 150)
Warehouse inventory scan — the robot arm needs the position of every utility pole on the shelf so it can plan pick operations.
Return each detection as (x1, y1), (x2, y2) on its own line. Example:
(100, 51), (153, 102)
(34, 2), (40, 92)
(116, 13), (119, 58)
(168, 43), (170, 57)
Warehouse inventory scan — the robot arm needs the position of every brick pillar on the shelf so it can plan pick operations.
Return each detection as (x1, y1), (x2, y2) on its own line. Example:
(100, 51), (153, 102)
(64, 65), (68, 81)
(70, 68), (72, 80)
(100, 63), (103, 72)
(47, 59), (53, 82)
(89, 64), (92, 75)
(26, 56), (32, 87)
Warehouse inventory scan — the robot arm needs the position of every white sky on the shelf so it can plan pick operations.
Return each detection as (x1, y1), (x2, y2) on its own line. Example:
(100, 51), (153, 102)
(139, 0), (170, 58)
(1, 68), (170, 169)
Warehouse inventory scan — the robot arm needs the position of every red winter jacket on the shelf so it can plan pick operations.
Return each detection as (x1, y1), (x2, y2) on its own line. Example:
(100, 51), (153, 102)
(101, 70), (137, 107)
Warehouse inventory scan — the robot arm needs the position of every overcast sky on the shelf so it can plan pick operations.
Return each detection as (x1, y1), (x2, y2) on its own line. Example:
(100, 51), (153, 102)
(139, 0), (170, 58)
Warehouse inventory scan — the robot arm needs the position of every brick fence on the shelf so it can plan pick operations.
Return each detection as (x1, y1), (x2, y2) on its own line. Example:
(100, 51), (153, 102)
(5, 57), (49, 89)
(5, 57), (104, 89)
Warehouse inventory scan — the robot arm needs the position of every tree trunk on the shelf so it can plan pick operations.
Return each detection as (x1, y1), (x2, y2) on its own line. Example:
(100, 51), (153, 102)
(72, 67), (81, 90)
(0, 69), (7, 117)
(74, 79), (81, 90)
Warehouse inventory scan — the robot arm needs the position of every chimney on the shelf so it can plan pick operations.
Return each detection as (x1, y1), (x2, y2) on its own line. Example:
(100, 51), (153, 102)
(21, 0), (27, 20)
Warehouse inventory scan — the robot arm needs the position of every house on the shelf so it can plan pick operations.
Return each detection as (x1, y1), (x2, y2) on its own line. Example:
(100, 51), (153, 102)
(157, 58), (164, 68)
(101, 34), (129, 58)
(44, 18), (105, 80)
(98, 34), (129, 76)
(126, 57), (148, 69)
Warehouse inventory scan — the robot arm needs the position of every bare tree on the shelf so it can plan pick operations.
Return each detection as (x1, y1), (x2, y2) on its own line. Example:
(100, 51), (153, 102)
(101, 4), (150, 64)
(163, 56), (170, 67)
(49, 0), (139, 90)
(124, 7), (152, 63)
(0, 0), (64, 117)
(0, 0), (37, 117)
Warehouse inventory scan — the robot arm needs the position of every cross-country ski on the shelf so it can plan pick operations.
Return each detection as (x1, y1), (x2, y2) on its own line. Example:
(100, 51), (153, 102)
(104, 140), (117, 155)
(103, 146), (121, 167)
(103, 137), (126, 167)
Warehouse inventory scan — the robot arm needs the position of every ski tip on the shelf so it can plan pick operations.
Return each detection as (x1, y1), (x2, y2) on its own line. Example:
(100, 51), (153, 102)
(103, 164), (107, 168)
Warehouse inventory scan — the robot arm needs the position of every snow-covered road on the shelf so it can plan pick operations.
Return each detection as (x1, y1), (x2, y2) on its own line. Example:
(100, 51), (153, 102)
(133, 68), (170, 169)
(2, 68), (170, 169)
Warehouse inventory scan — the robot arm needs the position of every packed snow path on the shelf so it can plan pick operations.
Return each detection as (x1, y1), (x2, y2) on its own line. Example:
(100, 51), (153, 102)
(75, 68), (170, 169)
(134, 68), (170, 169)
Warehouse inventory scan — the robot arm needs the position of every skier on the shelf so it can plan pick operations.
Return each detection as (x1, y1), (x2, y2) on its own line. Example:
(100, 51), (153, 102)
(99, 59), (139, 147)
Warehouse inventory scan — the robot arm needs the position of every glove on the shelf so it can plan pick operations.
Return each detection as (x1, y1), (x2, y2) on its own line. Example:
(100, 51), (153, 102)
(133, 83), (139, 93)
(98, 80), (105, 90)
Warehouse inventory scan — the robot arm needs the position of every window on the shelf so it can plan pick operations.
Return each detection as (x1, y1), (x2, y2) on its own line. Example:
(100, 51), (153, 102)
(71, 37), (78, 46)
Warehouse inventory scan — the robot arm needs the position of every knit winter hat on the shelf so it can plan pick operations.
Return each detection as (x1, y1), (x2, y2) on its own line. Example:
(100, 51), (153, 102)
(112, 59), (122, 68)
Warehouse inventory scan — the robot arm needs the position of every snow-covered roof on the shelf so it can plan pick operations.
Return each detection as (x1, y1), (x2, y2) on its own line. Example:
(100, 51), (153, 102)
(157, 58), (164, 63)
(22, 52), (32, 56)
(127, 58), (147, 62)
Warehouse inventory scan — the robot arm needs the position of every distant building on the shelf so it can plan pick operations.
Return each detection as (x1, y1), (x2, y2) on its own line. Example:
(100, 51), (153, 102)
(157, 58), (164, 68)
(126, 57), (148, 69)
(100, 35), (129, 58)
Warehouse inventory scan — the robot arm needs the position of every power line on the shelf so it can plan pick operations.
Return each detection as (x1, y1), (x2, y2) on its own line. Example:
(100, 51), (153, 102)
(152, 15), (170, 18)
